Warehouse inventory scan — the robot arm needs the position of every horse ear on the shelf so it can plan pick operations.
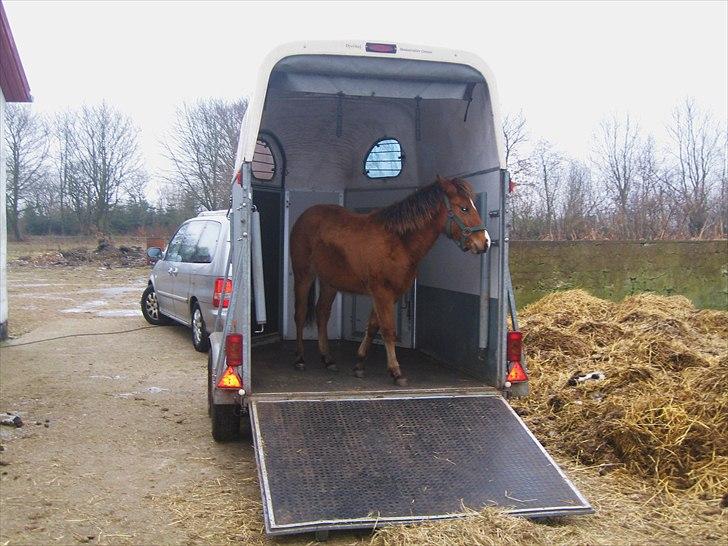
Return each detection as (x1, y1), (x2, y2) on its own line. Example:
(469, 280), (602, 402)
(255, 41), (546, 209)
(436, 174), (447, 186)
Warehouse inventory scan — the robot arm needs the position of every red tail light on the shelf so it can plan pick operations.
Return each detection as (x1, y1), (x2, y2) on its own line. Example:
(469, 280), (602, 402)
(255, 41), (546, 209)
(213, 277), (233, 308)
(507, 331), (523, 362)
(225, 333), (243, 368)
(506, 331), (528, 383)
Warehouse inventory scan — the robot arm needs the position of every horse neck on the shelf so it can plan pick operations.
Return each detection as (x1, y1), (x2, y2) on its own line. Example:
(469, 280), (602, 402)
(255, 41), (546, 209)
(401, 205), (447, 264)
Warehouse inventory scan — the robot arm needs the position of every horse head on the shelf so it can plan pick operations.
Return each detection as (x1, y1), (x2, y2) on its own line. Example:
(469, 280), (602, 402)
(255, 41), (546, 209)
(437, 176), (491, 254)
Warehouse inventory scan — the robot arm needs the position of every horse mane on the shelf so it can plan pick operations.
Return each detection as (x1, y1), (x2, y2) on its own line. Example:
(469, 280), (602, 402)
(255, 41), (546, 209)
(375, 177), (474, 236)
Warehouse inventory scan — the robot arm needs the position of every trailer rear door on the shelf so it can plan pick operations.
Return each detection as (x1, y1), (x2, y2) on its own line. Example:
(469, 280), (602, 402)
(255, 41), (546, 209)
(250, 393), (591, 536)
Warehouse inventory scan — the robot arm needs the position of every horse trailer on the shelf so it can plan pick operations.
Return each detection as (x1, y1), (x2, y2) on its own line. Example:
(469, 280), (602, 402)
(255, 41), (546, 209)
(208, 40), (592, 537)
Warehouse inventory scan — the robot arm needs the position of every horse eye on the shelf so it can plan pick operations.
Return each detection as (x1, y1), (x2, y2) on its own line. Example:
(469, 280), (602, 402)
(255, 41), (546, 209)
(460, 206), (469, 213)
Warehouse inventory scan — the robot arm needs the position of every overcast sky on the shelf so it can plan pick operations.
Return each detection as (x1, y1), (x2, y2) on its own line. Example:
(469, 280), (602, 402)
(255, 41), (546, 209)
(5, 0), (727, 193)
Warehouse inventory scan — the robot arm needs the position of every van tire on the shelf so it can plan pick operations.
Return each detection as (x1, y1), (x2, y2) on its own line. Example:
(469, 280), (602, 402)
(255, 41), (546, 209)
(191, 302), (210, 352)
(141, 285), (171, 326)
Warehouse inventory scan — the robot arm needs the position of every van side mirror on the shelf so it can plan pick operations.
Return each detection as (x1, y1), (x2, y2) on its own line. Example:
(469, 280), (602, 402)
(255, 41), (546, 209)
(147, 247), (163, 263)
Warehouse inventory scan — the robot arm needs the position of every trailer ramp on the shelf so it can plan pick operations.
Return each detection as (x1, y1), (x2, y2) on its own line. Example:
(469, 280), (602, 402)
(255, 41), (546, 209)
(250, 393), (592, 536)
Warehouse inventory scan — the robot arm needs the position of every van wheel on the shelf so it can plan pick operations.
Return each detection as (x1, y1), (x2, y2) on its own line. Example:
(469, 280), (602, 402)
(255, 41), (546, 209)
(141, 285), (170, 325)
(191, 303), (210, 352)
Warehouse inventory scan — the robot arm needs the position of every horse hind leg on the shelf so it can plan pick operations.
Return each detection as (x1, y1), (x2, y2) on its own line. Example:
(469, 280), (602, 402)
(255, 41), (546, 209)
(354, 309), (379, 379)
(293, 269), (315, 371)
(316, 282), (338, 371)
(372, 291), (407, 387)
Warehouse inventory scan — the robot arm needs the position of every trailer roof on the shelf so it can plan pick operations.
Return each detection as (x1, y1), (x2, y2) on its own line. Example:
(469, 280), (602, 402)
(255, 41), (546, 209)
(236, 40), (505, 171)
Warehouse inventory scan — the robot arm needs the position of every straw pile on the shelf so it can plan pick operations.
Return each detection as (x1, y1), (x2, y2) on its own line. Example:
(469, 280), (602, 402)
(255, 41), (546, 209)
(512, 290), (728, 496)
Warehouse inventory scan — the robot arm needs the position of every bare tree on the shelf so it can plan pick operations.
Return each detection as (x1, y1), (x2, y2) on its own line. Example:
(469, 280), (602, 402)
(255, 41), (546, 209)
(163, 98), (247, 211)
(531, 140), (564, 239)
(561, 159), (599, 239)
(666, 98), (726, 237)
(591, 114), (642, 238)
(4, 105), (49, 240)
(502, 111), (531, 178)
(69, 103), (143, 233)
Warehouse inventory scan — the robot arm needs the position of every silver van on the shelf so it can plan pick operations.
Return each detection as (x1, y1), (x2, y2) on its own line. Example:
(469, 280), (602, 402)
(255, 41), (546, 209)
(141, 210), (230, 351)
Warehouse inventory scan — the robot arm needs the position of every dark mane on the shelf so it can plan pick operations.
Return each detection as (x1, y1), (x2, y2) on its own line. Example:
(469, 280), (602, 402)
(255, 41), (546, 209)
(375, 177), (474, 235)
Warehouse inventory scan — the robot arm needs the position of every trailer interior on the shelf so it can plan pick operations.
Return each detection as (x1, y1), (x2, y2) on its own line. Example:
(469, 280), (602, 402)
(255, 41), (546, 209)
(249, 54), (508, 396)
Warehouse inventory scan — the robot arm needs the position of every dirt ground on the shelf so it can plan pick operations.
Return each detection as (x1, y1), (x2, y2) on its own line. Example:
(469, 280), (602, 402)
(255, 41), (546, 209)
(1, 263), (725, 545)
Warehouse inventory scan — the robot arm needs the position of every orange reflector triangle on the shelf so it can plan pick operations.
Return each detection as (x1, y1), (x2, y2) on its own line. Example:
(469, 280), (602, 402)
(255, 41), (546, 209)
(506, 361), (528, 382)
(217, 366), (242, 389)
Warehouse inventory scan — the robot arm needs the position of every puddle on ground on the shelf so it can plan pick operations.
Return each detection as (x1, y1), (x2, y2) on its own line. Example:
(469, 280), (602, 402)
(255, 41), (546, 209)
(79, 285), (145, 297)
(96, 309), (142, 318)
(24, 294), (74, 301)
(115, 386), (169, 398)
(9, 282), (62, 288)
(61, 300), (108, 313)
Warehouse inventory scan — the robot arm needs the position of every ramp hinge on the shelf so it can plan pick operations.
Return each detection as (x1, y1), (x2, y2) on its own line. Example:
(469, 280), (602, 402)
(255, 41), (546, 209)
(489, 210), (500, 218)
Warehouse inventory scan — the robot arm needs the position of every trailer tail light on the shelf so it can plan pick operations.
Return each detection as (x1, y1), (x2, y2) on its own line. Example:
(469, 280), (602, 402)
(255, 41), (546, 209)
(217, 366), (242, 389)
(225, 333), (243, 367)
(506, 331), (528, 383)
(366, 42), (397, 54)
(213, 278), (233, 308)
(217, 333), (244, 389)
(507, 331), (523, 362)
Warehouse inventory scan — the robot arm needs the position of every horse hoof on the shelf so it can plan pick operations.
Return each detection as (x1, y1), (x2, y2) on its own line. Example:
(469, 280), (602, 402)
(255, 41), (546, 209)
(294, 359), (306, 371)
(354, 369), (365, 379)
(394, 377), (408, 387)
(326, 363), (339, 372)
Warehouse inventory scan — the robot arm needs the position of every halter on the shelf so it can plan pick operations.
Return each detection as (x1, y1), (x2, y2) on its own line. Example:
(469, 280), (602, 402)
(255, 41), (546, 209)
(443, 194), (488, 251)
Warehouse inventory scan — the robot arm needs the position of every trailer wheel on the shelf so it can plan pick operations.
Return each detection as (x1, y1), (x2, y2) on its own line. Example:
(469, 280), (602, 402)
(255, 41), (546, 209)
(141, 285), (171, 325)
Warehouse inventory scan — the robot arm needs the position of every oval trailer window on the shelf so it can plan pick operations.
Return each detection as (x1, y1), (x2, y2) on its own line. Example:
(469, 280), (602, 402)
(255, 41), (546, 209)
(364, 138), (403, 179)
(252, 139), (276, 181)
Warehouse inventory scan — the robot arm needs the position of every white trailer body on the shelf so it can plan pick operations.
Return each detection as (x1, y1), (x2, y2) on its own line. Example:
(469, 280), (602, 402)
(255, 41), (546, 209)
(208, 41), (591, 537)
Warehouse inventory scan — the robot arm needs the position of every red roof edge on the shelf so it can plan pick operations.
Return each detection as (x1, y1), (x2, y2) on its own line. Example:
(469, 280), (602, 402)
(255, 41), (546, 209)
(0, 0), (31, 102)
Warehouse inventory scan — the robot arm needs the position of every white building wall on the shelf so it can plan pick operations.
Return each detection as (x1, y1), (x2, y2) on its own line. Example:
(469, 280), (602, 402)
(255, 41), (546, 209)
(0, 87), (7, 339)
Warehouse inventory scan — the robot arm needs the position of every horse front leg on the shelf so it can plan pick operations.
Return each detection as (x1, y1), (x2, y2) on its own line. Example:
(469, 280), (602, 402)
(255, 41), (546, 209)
(354, 309), (379, 378)
(316, 282), (339, 371)
(372, 291), (407, 387)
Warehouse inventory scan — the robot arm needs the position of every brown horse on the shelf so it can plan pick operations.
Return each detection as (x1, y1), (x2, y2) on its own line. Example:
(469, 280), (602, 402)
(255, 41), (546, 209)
(290, 176), (490, 386)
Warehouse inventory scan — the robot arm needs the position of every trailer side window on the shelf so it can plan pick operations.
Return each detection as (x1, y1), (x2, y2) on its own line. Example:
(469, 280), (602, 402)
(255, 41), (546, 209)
(364, 137), (403, 179)
(252, 139), (276, 181)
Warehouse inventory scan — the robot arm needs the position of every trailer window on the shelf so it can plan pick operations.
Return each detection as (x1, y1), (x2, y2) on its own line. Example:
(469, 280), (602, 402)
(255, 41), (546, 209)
(364, 138), (403, 179)
(252, 139), (276, 181)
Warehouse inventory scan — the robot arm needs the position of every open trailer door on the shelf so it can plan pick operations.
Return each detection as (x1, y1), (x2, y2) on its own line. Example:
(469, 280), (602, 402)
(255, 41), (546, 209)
(250, 392), (592, 536)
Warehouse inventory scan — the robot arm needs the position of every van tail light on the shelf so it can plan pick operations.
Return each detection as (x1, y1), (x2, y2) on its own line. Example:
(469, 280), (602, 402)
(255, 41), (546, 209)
(213, 277), (233, 308)
(506, 331), (528, 383)
(217, 333), (243, 390)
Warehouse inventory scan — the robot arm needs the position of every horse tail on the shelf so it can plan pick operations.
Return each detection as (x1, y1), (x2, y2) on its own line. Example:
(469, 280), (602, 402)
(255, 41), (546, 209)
(305, 280), (316, 326)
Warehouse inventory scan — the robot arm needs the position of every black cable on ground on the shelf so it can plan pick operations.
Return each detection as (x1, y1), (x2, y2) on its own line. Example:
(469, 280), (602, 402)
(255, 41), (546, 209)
(0, 325), (157, 349)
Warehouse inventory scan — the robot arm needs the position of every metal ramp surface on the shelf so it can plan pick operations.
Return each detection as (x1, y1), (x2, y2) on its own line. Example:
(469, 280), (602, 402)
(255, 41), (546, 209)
(250, 393), (592, 536)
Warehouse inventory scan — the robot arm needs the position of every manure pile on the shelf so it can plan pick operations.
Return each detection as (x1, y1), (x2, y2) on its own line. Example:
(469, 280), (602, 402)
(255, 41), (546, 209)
(512, 289), (727, 496)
